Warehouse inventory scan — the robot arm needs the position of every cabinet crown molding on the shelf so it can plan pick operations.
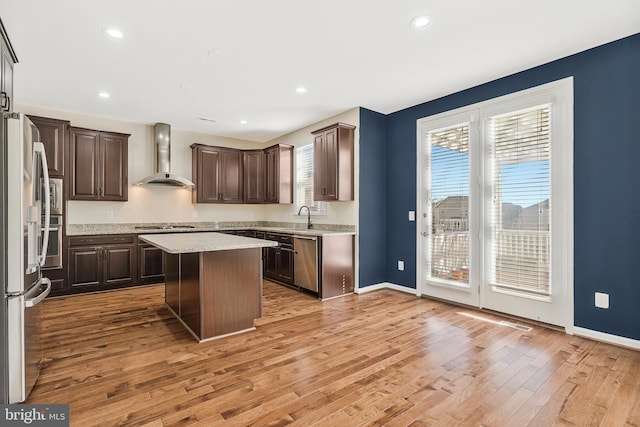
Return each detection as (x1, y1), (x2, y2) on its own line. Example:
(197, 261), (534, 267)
(311, 122), (356, 135)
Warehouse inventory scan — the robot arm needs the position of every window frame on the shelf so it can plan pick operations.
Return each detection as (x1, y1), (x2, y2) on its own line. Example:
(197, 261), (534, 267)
(294, 143), (326, 216)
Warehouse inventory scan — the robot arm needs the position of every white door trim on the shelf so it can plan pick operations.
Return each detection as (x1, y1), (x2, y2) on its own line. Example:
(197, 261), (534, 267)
(416, 77), (574, 330)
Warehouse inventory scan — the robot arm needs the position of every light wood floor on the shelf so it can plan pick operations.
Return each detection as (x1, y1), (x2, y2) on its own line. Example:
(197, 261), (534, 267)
(29, 281), (640, 426)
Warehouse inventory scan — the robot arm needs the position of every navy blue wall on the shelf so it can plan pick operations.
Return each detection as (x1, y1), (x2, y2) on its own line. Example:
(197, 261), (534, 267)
(358, 108), (388, 287)
(367, 33), (640, 339)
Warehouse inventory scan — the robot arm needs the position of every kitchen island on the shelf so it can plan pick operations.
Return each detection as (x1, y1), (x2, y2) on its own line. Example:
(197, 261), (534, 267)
(139, 232), (277, 342)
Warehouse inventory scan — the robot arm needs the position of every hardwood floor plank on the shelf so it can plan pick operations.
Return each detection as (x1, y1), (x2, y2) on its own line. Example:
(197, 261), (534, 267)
(600, 357), (640, 427)
(26, 281), (640, 426)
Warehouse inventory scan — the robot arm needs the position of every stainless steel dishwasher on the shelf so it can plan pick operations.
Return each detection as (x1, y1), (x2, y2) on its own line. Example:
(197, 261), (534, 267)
(293, 235), (318, 292)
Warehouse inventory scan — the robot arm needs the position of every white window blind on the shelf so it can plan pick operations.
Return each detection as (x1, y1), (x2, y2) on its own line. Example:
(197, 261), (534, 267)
(428, 123), (470, 284)
(296, 144), (326, 215)
(488, 106), (551, 295)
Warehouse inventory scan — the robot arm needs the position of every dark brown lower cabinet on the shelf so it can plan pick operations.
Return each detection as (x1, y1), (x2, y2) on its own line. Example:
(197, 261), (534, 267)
(59, 234), (168, 296)
(104, 245), (136, 286)
(68, 246), (102, 287)
(138, 243), (165, 283)
(67, 235), (136, 292)
(260, 231), (354, 299)
(42, 267), (67, 296)
(263, 234), (293, 285)
(61, 230), (355, 300)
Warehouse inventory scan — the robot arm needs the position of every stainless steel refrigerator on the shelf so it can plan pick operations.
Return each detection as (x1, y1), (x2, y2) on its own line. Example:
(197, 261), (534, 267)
(1, 112), (51, 403)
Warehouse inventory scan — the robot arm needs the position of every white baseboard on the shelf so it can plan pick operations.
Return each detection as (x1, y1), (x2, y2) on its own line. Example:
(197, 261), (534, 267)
(356, 282), (418, 296)
(572, 326), (640, 350)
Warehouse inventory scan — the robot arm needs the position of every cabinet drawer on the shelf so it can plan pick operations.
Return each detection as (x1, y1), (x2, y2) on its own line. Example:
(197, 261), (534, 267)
(69, 235), (135, 246)
(265, 233), (293, 246)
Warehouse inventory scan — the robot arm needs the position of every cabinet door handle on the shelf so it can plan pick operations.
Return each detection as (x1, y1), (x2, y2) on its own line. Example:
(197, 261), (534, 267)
(0, 92), (8, 111)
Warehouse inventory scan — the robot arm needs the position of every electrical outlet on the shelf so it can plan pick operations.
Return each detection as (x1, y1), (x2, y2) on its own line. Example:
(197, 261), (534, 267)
(397, 260), (404, 271)
(408, 211), (415, 221)
(595, 292), (609, 309)
(105, 210), (114, 220)
(192, 210), (198, 218)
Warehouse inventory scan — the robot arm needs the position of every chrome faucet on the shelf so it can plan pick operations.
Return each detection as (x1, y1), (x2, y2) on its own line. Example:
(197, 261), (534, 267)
(297, 205), (312, 229)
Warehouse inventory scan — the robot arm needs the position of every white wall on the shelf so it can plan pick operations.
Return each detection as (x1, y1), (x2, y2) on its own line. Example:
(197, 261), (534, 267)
(16, 104), (359, 227)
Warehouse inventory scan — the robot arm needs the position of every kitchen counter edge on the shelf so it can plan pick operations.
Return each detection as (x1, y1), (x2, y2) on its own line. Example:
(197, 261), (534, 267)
(67, 223), (356, 237)
(139, 232), (278, 254)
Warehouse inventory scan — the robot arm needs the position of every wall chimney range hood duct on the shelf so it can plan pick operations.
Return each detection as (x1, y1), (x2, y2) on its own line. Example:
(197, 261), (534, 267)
(135, 123), (195, 187)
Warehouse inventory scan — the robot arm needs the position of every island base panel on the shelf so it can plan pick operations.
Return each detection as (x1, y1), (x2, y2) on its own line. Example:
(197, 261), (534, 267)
(201, 248), (261, 338)
(180, 252), (201, 338)
(164, 248), (262, 341)
(165, 253), (179, 314)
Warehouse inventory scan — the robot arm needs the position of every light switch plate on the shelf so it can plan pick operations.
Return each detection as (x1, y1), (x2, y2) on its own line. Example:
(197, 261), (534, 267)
(408, 211), (415, 221)
(595, 292), (609, 309)
(398, 260), (405, 271)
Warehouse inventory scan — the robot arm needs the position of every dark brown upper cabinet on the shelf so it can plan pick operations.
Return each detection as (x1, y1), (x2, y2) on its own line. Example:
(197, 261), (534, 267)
(68, 127), (129, 201)
(264, 144), (293, 204)
(0, 21), (17, 113)
(192, 143), (292, 205)
(312, 122), (355, 201)
(191, 144), (244, 203)
(243, 150), (265, 203)
(29, 116), (69, 177)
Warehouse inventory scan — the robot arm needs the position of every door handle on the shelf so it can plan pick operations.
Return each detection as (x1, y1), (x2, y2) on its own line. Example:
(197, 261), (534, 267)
(25, 277), (52, 308)
(1, 91), (8, 110)
(33, 142), (51, 267)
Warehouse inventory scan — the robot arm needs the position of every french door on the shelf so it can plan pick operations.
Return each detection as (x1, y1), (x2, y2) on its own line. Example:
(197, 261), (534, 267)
(417, 79), (573, 328)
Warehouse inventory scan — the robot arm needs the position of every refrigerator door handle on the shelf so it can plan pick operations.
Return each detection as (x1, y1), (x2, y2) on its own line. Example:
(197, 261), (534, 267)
(24, 277), (51, 308)
(33, 142), (50, 266)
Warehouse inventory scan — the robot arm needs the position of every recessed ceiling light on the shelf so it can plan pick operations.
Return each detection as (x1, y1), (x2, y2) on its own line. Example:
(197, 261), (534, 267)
(106, 28), (124, 39)
(411, 16), (431, 29)
(240, 120), (248, 125)
(97, 91), (110, 98)
(197, 116), (216, 123)
(295, 87), (307, 94)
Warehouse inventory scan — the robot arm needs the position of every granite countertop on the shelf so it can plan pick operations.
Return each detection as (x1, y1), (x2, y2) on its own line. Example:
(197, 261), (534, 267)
(235, 227), (355, 237)
(67, 222), (356, 237)
(139, 232), (278, 254)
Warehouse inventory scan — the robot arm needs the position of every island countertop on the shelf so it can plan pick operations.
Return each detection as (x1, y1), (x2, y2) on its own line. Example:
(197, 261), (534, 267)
(139, 232), (277, 254)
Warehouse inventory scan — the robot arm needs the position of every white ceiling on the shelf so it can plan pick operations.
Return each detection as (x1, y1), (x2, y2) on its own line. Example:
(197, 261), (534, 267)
(2, 0), (639, 142)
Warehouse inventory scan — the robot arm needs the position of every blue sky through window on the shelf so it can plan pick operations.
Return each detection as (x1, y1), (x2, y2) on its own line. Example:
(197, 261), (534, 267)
(431, 147), (549, 208)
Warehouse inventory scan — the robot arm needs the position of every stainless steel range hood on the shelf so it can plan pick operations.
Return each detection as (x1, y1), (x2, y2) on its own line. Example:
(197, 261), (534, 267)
(135, 123), (195, 187)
